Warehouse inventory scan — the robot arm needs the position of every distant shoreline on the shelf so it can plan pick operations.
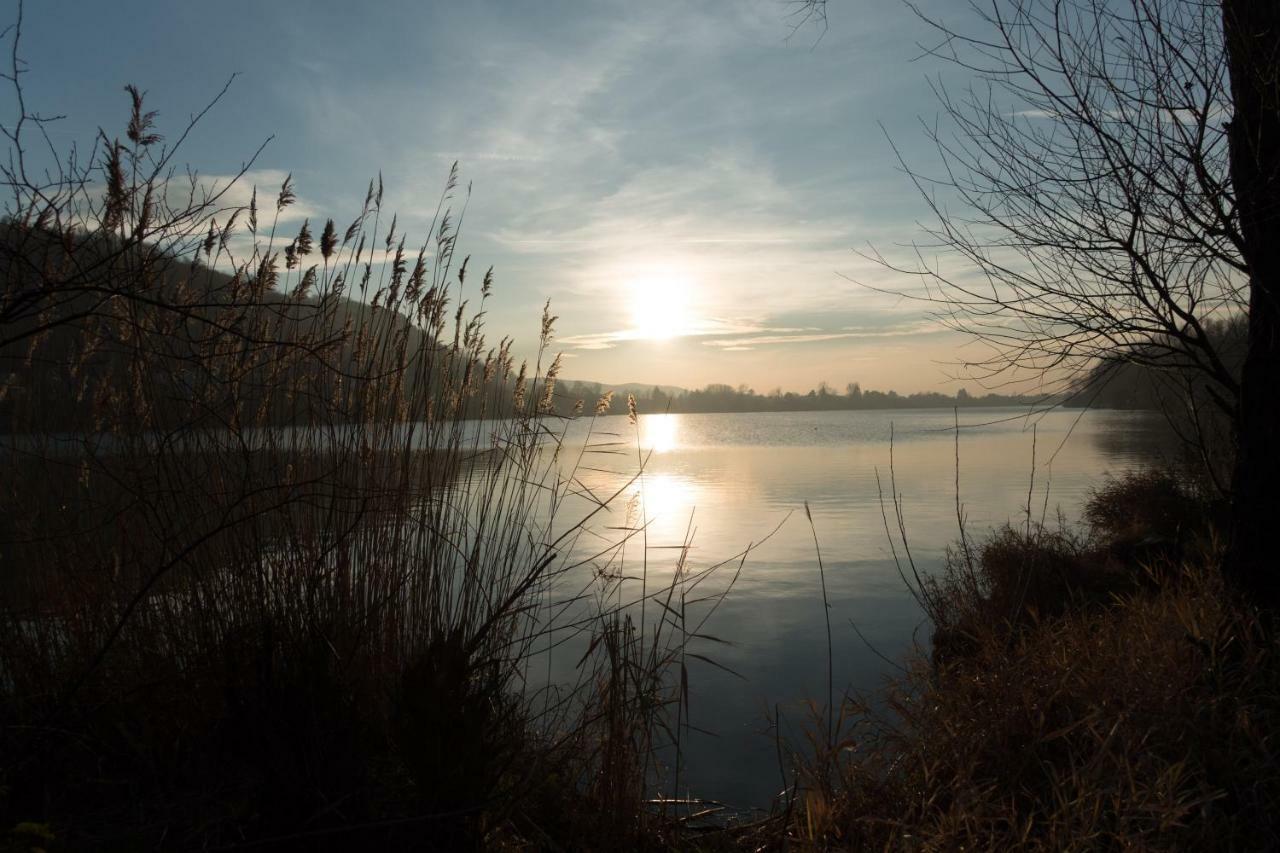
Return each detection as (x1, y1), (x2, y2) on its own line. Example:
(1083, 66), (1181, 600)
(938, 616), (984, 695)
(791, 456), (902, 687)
(548, 383), (1148, 418)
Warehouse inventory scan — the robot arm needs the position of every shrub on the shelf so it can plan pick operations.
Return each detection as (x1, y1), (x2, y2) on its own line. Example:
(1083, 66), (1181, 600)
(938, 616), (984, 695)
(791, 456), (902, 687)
(796, 566), (1280, 850)
(924, 468), (1217, 668)
(790, 467), (1266, 850)
(1086, 469), (1216, 568)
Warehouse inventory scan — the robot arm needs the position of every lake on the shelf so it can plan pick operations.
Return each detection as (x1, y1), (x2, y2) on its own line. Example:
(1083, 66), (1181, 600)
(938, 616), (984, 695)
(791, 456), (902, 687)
(534, 406), (1165, 811)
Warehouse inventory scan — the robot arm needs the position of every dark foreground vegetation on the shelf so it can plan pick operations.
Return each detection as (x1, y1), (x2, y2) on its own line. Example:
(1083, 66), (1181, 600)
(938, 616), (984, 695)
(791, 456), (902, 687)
(790, 470), (1280, 850)
(0, 72), (718, 850)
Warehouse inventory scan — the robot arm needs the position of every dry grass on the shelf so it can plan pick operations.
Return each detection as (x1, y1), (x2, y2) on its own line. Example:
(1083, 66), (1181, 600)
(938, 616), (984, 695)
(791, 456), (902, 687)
(789, 472), (1280, 851)
(0, 79), (716, 850)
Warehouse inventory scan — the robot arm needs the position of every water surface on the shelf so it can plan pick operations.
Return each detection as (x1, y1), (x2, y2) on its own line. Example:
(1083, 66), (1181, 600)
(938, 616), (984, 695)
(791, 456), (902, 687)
(538, 407), (1163, 810)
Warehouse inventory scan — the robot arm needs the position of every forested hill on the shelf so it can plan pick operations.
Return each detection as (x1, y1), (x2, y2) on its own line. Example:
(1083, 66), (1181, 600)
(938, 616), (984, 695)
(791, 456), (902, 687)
(0, 224), (495, 434)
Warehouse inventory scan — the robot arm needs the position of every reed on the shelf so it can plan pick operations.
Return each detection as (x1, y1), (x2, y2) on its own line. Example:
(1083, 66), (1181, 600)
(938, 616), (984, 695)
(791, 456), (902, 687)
(0, 82), (713, 850)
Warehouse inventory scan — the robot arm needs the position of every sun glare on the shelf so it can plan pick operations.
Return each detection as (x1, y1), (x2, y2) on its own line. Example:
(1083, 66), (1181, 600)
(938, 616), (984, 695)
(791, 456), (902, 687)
(628, 471), (698, 548)
(639, 413), (679, 453)
(628, 272), (693, 341)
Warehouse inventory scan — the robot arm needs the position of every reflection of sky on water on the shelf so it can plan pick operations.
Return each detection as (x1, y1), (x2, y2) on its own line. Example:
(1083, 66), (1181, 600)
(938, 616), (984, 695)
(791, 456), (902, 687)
(538, 407), (1162, 811)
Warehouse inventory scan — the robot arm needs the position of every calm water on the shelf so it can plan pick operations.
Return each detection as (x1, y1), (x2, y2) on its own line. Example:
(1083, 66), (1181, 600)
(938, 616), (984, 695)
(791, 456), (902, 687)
(534, 406), (1164, 810)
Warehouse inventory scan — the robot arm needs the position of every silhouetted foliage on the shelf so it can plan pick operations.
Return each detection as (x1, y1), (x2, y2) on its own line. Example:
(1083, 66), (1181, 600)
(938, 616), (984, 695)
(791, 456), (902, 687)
(0, 22), (712, 849)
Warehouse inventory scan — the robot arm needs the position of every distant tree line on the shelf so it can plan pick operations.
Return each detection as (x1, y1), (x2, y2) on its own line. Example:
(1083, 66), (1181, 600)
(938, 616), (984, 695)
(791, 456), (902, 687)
(550, 379), (1038, 417)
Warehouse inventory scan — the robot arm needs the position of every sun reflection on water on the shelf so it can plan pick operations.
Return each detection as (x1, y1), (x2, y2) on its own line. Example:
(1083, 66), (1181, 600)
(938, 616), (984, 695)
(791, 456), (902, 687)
(629, 470), (699, 547)
(639, 413), (680, 454)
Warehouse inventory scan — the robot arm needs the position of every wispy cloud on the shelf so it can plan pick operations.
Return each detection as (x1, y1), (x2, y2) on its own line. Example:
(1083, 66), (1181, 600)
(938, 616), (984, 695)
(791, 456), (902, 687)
(43, 0), (962, 391)
(559, 319), (812, 351)
(198, 169), (320, 227)
(702, 320), (944, 350)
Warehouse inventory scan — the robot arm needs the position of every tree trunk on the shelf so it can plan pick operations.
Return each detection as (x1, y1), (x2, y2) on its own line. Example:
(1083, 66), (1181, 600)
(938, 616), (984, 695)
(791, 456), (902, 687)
(1222, 0), (1280, 608)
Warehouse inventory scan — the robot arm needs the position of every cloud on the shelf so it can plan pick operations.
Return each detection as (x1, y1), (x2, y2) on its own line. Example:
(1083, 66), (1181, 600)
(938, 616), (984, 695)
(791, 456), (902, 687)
(432, 150), (545, 164)
(196, 169), (320, 226)
(238, 0), (952, 388)
(558, 318), (812, 350)
(702, 320), (945, 349)
(704, 332), (856, 347)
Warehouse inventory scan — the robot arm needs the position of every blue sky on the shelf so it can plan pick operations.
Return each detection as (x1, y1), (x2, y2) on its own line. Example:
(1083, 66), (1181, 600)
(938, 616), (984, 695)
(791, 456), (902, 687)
(14, 0), (988, 393)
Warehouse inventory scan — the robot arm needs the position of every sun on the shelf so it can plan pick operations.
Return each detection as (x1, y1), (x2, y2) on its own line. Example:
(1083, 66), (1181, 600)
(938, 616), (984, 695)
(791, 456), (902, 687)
(628, 272), (693, 341)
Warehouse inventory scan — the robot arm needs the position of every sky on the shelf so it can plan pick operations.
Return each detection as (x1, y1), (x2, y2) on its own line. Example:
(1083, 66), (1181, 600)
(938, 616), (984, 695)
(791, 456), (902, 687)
(13, 0), (995, 394)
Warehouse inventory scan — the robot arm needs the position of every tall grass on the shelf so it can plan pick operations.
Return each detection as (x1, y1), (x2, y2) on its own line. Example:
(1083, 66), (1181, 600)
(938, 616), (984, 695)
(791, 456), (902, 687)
(790, 468), (1280, 850)
(0, 79), (718, 849)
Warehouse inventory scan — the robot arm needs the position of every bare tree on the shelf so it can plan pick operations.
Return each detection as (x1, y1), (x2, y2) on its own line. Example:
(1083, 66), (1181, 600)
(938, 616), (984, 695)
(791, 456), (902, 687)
(886, 1), (1242, 398)
(802, 0), (1280, 606)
